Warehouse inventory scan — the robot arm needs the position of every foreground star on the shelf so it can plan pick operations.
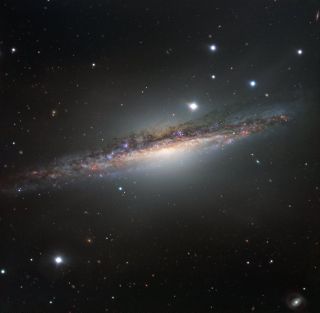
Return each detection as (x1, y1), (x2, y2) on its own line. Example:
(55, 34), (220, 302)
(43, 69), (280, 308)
(54, 256), (63, 265)
(188, 102), (198, 111)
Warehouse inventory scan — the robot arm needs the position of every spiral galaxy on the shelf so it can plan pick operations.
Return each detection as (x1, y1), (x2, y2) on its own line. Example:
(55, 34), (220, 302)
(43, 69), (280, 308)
(5, 106), (289, 194)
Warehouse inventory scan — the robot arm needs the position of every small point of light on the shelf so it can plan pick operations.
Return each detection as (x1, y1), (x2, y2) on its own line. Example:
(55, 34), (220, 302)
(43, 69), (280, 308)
(297, 49), (303, 55)
(211, 74), (216, 79)
(1, 269), (6, 275)
(91, 62), (96, 68)
(51, 109), (57, 117)
(11, 47), (16, 53)
(118, 186), (123, 191)
(250, 80), (257, 87)
(209, 44), (217, 51)
(188, 102), (198, 111)
(54, 256), (63, 264)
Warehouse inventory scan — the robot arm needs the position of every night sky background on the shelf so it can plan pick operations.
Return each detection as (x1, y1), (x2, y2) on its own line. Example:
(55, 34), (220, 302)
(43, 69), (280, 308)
(1, 1), (320, 312)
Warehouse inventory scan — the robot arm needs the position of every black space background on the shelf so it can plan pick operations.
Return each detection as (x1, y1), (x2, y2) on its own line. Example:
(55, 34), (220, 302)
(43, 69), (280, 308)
(0, 1), (320, 313)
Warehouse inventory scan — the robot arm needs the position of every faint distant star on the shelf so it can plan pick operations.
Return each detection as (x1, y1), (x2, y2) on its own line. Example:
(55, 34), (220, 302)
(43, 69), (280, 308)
(118, 186), (123, 191)
(297, 49), (303, 55)
(188, 102), (198, 111)
(91, 62), (96, 68)
(211, 74), (216, 79)
(51, 109), (57, 117)
(11, 47), (16, 54)
(0, 269), (6, 275)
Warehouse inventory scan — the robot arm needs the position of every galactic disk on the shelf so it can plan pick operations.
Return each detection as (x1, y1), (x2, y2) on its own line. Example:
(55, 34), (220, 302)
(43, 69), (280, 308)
(3, 106), (289, 193)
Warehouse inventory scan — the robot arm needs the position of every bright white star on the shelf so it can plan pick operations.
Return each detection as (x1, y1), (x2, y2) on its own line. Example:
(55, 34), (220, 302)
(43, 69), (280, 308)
(188, 102), (198, 111)
(209, 44), (217, 51)
(54, 256), (63, 264)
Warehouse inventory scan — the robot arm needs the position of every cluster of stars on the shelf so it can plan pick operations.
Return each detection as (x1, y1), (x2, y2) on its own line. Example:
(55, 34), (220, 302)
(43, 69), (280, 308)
(186, 42), (282, 112)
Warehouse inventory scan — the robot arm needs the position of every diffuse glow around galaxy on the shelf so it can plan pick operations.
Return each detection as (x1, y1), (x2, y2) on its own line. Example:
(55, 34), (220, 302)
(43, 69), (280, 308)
(5, 106), (289, 194)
